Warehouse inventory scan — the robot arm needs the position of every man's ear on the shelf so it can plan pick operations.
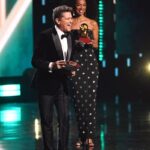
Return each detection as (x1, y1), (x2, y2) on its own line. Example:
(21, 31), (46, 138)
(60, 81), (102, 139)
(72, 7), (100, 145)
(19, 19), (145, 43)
(55, 18), (60, 25)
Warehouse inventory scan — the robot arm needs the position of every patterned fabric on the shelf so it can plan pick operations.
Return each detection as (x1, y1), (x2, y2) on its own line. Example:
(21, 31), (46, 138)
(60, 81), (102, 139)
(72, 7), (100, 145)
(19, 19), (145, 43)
(70, 30), (99, 140)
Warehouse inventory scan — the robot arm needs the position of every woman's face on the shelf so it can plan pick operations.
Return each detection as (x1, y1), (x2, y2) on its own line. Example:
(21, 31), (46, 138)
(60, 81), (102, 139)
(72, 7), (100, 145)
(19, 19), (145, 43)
(75, 0), (87, 16)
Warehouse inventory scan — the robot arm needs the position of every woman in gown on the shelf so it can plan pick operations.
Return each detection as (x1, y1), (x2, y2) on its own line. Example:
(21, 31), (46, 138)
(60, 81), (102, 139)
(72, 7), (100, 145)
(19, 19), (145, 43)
(70, 0), (99, 147)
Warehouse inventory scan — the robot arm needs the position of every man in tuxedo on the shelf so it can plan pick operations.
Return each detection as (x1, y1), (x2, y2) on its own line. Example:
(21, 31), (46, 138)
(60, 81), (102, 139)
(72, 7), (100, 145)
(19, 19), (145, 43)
(31, 5), (73, 150)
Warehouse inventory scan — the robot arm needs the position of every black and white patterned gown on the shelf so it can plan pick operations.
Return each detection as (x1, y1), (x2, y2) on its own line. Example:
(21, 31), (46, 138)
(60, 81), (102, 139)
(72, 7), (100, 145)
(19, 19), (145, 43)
(70, 29), (99, 141)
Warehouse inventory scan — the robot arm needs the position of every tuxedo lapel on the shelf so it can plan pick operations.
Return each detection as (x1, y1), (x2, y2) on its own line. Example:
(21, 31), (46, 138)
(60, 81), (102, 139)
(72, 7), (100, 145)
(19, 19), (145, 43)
(52, 28), (64, 60)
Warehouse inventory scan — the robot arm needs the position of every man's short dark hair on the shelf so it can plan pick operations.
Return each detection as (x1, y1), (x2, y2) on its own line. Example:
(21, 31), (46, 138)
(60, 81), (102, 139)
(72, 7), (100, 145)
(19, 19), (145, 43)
(52, 5), (73, 24)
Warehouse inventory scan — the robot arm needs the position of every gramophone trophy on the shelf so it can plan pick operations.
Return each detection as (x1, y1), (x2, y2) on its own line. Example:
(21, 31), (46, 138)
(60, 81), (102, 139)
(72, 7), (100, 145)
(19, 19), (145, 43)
(78, 23), (92, 44)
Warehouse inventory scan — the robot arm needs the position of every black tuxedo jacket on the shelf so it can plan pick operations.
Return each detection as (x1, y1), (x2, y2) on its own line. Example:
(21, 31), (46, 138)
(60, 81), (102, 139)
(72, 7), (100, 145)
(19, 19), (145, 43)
(31, 27), (73, 95)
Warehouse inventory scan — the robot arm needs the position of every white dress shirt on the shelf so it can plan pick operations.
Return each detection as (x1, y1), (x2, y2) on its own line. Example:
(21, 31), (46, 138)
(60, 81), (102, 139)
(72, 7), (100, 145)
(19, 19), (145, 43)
(48, 25), (68, 72)
(55, 25), (68, 61)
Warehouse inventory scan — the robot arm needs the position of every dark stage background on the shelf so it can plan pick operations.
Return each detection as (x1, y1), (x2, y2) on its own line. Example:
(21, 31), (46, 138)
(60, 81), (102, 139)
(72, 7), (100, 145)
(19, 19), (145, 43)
(116, 0), (150, 55)
(1, 1), (150, 150)
(0, 0), (150, 101)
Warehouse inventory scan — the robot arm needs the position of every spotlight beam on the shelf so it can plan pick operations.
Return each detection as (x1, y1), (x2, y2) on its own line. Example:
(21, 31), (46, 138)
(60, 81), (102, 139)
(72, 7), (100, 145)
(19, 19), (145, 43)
(0, 0), (32, 53)
(0, 0), (6, 28)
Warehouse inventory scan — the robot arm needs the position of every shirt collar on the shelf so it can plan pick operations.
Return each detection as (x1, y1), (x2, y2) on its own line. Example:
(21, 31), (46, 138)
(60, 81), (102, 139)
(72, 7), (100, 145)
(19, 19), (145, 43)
(55, 25), (64, 39)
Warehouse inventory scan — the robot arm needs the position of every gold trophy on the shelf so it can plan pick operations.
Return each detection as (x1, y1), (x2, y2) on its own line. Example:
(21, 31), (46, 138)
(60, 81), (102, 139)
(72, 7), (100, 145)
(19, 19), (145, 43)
(79, 23), (92, 44)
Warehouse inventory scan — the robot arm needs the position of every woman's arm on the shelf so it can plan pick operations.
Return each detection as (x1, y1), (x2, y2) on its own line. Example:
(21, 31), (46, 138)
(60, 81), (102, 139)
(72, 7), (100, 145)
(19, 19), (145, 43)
(92, 20), (99, 48)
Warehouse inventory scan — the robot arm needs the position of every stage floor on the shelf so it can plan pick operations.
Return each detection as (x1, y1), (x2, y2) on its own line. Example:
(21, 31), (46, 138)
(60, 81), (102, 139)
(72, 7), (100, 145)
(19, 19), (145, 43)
(0, 93), (150, 150)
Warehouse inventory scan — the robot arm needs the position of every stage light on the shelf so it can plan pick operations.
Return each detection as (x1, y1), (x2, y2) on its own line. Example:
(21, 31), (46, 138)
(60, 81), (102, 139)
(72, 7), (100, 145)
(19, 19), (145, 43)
(115, 110), (120, 126)
(100, 124), (105, 150)
(138, 53), (143, 58)
(0, 84), (21, 97)
(0, 0), (6, 28)
(34, 118), (41, 140)
(41, 0), (46, 6)
(98, 0), (104, 61)
(0, 107), (21, 123)
(0, 0), (32, 53)
(114, 67), (119, 77)
(126, 58), (131, 67)
(113, 0), (116, 4)
(145, 62), (150, 73)
(102, 60), (106, 68)
(42, 15), (46, 24)
(114, 52), (119, 59)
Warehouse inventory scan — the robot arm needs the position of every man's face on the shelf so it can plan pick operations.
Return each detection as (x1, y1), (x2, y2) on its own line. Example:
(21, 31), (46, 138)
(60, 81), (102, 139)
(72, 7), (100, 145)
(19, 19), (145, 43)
(56, 12), (72, 32)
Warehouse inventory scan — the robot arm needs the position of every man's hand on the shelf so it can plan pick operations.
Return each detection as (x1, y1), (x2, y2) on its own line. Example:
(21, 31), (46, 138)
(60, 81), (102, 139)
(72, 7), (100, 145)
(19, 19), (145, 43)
(52, 60), (66, 69)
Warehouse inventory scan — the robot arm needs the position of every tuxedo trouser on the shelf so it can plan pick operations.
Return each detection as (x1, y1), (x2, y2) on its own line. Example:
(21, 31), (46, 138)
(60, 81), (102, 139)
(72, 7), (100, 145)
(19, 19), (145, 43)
(38, 86), (69, 150)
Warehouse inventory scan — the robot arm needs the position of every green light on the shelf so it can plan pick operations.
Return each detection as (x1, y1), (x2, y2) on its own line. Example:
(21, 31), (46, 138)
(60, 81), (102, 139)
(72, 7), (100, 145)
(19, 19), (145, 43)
(99, 3), (103, 6)
(0, 107), (21, 123)
(99, 15), (103, 18)
(99, 7), (103, 9)
(99, 30), (104, 35)
(98, 0), (104, 61)
(99, 20), (104, 23)
(0, 84), (21, 97)
(0, 84), (20, 91)
(99, 55), (103, 58)
(100, 124), (105, 150)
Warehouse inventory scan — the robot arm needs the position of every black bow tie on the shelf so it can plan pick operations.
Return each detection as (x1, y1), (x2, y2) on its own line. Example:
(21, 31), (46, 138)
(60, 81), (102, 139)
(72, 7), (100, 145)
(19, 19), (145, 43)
(61, 33), (69, 39)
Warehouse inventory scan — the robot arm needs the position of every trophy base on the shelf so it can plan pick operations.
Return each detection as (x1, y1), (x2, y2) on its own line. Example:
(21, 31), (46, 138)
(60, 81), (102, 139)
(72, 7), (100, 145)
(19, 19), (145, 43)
(79, 37), (92, 44)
